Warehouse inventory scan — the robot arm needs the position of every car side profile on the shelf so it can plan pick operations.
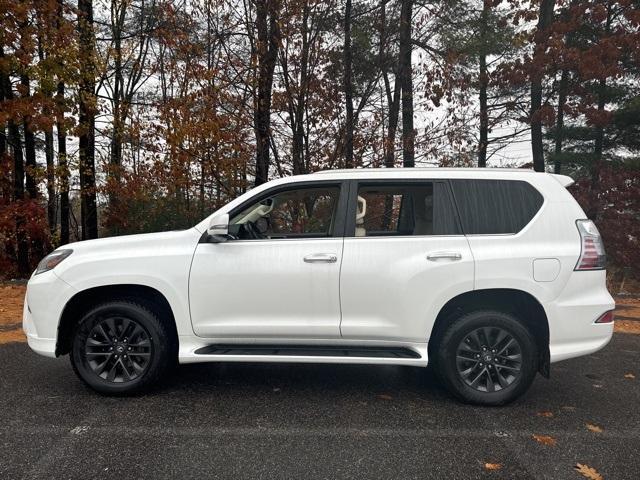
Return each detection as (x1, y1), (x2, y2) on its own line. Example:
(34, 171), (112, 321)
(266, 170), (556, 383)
(23, 168), (615, 405)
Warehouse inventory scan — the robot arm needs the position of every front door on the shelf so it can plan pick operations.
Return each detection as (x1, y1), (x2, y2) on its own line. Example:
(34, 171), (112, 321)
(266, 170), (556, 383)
(339, 180), (474, 343)
(189, 182), (347, 339)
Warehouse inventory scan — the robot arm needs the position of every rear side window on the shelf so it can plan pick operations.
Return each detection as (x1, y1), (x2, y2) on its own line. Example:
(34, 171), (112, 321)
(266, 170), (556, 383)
(450, 179), (543, 234)
(355, 182), (460, 236)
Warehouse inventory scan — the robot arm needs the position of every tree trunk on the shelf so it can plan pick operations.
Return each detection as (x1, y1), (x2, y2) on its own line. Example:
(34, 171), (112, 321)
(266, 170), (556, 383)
(530, 0), (556, 172)
(478, 1), (490, 167)
(382, 73), (401, 166)
(253, 0), (281, 187)
(78, 0), (98, 239)
(399, 0), (414, 167)
(57, 79), (70, 245)
(36, 9), (57, 234)
(45, 128), (55, 234)
(291, 2), (310, 175)
(343, 0), (354, 168)
(553, 68), (568, 174)
(20, 75), (38, 198)
(589, 75), (607, 219)
(588, 5), (612, 221)
(10, 130), (29, 275)
(0, 74), (5, 165)
(380, 0), (400, 169)
(108, 0), (126, 228)
(56, 0), (69, 244)
(1, 49), (29, 275)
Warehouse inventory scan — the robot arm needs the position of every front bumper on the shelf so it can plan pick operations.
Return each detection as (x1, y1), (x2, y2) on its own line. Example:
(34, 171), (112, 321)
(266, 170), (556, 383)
(22, 270), (77, 358)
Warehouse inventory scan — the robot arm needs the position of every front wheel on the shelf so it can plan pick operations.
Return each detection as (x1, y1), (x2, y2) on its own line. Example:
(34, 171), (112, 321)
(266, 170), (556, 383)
(435, 310), (538, 406)
(70, 301), (174, 395)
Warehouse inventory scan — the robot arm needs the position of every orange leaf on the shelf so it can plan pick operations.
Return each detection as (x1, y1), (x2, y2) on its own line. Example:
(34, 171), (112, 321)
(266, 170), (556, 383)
(537, 411), (554, 418)
(586, 423), (603, 433)
(574, 463), (603, 480)
(532, 434), (556, 446)
(484, 463), (502, 471)
(624, 373), (635, 379)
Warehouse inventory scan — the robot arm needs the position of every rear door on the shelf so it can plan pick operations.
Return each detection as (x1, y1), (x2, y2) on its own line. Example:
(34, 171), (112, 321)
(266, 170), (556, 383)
(339, 180), (474, 343)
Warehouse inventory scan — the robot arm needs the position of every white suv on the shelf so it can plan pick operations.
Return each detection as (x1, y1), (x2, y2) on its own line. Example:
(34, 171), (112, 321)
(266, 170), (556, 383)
(23, 168), (614, 405)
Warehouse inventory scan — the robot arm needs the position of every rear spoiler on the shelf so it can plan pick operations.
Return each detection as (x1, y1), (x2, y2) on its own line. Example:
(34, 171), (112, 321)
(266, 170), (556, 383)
(550, 173), (574, 188)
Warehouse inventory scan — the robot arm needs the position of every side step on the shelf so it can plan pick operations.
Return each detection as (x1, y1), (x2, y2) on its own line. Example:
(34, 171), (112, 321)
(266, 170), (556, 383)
(193, 344), (421, 359)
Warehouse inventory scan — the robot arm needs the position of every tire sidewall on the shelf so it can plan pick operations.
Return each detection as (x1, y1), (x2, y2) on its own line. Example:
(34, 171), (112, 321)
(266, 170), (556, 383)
(437, 311), (538, 406)
(71, 302), (166, 395)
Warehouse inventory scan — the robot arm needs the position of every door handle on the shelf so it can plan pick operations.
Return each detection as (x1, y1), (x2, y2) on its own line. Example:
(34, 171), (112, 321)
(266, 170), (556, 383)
(427, 251), (462, 261)
(304, 253), (338, 263)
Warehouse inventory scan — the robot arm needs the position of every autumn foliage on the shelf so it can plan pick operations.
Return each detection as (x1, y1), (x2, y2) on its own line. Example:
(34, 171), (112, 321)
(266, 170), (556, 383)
(1, 0), (639, 279)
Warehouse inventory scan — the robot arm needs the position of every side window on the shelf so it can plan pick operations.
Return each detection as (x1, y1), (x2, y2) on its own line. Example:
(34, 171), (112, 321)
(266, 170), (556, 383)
(229, 186), (340, 239)
(355, 182), (460, 236)
(450, 179), (544, 234)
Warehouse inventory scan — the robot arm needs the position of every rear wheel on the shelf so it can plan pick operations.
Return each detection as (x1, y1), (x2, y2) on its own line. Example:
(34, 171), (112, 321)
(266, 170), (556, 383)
(435, 310), (538, 406)
(70, 301), (174, 395)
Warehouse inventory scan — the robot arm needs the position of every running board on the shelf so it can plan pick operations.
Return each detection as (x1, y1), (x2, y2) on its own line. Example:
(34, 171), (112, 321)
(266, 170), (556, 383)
(193, 344), (421, 359)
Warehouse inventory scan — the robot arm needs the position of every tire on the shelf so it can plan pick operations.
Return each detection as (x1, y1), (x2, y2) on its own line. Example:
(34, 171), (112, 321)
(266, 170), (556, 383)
(434, 310), (538, 406)
(70, 300), (175, 395)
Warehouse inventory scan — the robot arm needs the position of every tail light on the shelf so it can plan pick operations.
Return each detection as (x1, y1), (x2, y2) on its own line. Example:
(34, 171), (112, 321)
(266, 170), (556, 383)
(575, 220), (606, 270)
(595, 310), (614, 324)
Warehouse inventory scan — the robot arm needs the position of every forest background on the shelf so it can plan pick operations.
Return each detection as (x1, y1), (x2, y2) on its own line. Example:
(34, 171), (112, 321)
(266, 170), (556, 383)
(1, 0), (638, 287)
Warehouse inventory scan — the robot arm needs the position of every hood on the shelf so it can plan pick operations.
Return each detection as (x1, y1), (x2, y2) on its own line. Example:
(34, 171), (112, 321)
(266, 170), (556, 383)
(59, 229), (200, 256)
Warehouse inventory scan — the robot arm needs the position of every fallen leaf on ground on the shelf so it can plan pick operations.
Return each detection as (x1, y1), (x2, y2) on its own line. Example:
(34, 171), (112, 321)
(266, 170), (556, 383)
(377, 394), (393, 400)
(532, 434), (556, 446)
(624, 373), (635, 379)
(586, 423), (603, 433)
(574, 463), (603, 480)
(484, 463), (502, 471)
(537, 411), (554, 418)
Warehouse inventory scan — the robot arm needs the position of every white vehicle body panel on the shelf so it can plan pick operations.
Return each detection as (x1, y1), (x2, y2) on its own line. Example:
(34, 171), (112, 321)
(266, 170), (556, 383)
(339, 235), (474, 342)
(23, 168), (614, 369)
(189, 238), (343, 338)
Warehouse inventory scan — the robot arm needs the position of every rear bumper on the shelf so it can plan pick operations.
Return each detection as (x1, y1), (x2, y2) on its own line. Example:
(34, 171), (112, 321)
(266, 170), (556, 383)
(545, 270), (615, 363)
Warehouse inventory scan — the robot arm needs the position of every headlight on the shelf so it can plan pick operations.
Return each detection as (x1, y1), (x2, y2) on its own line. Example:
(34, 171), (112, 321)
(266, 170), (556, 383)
(35, 249), (73, 275)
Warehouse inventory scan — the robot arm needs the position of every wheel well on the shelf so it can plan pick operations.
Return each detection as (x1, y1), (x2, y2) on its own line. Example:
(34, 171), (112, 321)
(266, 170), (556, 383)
(55, 284), (178, 357)
(428, 289), (550, 377)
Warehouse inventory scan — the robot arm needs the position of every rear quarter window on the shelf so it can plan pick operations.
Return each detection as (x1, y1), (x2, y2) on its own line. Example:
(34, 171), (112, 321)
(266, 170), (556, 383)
(450, 179), (544, 234)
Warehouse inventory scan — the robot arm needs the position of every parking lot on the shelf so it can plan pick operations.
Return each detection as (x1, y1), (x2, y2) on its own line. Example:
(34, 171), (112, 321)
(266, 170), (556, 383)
(1, 286), (639, 479)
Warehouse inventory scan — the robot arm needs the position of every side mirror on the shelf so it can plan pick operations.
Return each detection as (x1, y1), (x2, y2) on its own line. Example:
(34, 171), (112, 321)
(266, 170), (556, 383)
(207, 213), (230, 242)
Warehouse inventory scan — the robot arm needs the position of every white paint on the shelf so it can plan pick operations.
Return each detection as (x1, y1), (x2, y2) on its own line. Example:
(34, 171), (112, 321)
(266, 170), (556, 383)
(24, 168), (615, 372)
(533, 258), (561, 282)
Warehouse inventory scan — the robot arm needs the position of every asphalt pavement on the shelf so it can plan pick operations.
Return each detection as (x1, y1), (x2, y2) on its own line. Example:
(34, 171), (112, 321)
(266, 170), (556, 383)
(1, 334), (638, 479)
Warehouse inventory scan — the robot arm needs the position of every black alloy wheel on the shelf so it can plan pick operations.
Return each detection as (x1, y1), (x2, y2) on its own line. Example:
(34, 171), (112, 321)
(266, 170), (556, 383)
(84, 316), (152, 383)
(455, 327), (522, 393)
(435, 310), (538, 406)
(71, 301), (175, 395)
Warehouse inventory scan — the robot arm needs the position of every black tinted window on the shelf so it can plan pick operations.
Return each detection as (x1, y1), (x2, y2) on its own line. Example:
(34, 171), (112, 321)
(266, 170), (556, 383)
(355, 182), (460, 236)
(450, 179), (543, 234)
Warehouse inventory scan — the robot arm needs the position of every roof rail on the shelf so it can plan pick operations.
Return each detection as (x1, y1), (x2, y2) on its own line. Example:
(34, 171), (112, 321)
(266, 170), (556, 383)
(315, 167), (537, 174)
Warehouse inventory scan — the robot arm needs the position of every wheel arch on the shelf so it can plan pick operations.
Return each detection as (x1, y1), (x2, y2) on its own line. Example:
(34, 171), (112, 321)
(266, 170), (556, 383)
(427, 288), (550, 377)
(55, 284), (178, 357)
